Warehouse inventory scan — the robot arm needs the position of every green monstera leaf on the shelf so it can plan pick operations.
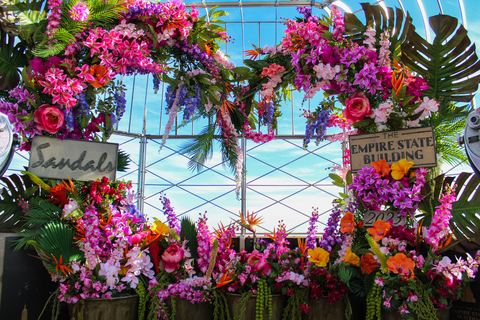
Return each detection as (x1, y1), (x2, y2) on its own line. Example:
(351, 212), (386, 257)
(402, 15), (480, 103)
(344, 3), (416, 60)
(0, 27), (27, 90)
(418, 172), (480, 252)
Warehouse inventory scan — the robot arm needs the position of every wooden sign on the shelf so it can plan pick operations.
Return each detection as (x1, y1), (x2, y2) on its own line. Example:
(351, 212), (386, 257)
(364, 210), (405, 227)
(349, 127), (437, 173)
(451, 301), (480, 320)
(28, 136), (118, 181)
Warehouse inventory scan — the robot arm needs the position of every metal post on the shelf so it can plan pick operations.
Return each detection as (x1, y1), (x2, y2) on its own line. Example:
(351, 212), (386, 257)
(137, 75), (149, 213)
(240, 135), (247, 251)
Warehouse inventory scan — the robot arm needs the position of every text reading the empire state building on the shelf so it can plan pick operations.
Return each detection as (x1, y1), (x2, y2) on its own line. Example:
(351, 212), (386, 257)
(349, 127), (437, 173)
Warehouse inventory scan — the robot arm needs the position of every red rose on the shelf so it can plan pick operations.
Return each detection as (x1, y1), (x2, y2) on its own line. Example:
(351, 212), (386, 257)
(34, 104), (64, 134)
(344, 92), (373, 124)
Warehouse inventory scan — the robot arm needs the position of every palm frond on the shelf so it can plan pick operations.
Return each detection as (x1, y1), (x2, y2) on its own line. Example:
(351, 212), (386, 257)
(0, 174), (42, 232)
(36, 221), (84, 276)
(179, 123), (217, 172)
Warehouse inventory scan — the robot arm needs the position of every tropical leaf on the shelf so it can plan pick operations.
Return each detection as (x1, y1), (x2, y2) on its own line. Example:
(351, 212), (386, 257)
(343, 3), (415, 60)
(0, 173), (41, 232)
(36, 221), (84, 276)
(117, 149), (130, 172)
(402, 15), (480, 103)
(418, 172), (480, 252)
(180, 216), (198, 259)
(0, 27), (26, 90)
(180, 123), (217, 172)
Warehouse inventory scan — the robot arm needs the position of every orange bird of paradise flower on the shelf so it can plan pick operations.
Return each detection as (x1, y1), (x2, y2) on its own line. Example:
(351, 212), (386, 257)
(391, 60), (406, 96)
(237, 210), (263, 233)
(245, 44), (264, 60)
(39, 251), (73, 276)
(215, 270), (234, 288)
(265, 228), (278, 242)
(297, 238), (307, 263)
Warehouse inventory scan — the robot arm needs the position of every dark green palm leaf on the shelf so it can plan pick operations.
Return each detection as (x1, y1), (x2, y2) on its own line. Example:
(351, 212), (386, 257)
(0, 174), (42, 232)
(344, 3), (415, 60)
(403, 15), (480, 103)
(36, 221), (84, 276)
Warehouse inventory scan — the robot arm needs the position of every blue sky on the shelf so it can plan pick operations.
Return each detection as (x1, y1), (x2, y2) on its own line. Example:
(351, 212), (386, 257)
(4, 0), (478, 235)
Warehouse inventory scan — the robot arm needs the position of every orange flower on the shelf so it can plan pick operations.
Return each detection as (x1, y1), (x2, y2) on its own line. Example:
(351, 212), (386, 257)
(361, 253), (379, 274)
(391, 159), (414, 180)
(343, 248), (360, 267)
(358, 220), (365, 229)
(367, 220), (391, 241)
(340, 211), (357, 234)
(238, 210), (263, 233)
(371, 159), (390, 177)
(87, 65), (108, 88)
(297, 238), (307, 263)
(387, 253), (415, 280)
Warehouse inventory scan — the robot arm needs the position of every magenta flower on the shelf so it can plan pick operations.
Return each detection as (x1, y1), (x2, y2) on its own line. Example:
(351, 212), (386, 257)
(69, 2), (90, 21)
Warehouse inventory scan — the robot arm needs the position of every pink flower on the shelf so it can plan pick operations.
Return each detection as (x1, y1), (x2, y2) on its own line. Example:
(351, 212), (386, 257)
(160, 243), (184, 273)
(69, 2), (89, 21)
(343, 92), (373, 124)
(246, 250), (272, 277)
(33, 104), (64, 134)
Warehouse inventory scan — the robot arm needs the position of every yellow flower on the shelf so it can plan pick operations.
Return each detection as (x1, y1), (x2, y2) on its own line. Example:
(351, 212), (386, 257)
(391, 159), (414, 180)
(343, 248), (360, 267)
(308, 247), (330, 267)
(151, 219), (170, 235)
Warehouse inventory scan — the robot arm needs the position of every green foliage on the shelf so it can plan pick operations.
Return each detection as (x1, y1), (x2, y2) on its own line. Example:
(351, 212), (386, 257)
(427, 100), (471, 166)
(213, 290), (231, 320)
(180, 216), (199, 259)
(13, 197), (63, 250)
(343, 3), (415, 60)
(403, 15), (480, 103)
(282, 288), (308, 320)
(36, 220), (84, 275)
(117, 149), (131, 172)
(180, 123), (217, 173)
(0, 173), (42, 232)
(232, 292), (253, 320)
(0, 27), (27, 90)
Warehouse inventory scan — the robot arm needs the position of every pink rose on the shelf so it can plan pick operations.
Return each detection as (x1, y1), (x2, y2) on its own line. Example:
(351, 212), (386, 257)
(160, 243), (184, 273)
(344, 92), (373, 124)
(246, 250), (272, 277)
(34, 104), (64, 134)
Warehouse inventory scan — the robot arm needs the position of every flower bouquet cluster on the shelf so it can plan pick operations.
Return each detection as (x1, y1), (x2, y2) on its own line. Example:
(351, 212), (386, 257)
(242, 6), (438, 149)
(323, 159), (480, 320)
(13, 175), (175, 318)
